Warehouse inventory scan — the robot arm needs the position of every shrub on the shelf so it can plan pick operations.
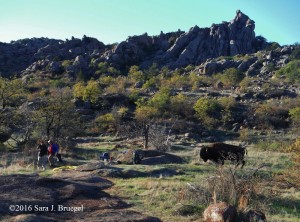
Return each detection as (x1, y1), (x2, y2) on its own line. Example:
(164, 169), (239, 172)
(61, 60), (72, 69)
(142, 78), (158, 91)
(128, 65), (144, 82)
(104, 77), (127, 94)
(218, 97), (238, 126)
(95, 113), (116, 132)
(189, 73), (214, 90)
(135, 106), (159, 123)
(285, 139), (300, 186)
(72, 80), (102, 103)
(148, 87), (170, 113)
(214, 68), (245, 88)
(97, 62), (109, 74)
(289, 107), (300, 127)
(290, 43), (300, 60)
(194, 98), (222, 128)
(265, 42), (280, 51)
(275, 60), (300, 83)
(254, 103), (289, 129)
(170, 93), (193, 117)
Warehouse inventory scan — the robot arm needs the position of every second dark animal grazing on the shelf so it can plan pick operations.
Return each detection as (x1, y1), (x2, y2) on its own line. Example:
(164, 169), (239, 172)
(200, 143), (247, 168)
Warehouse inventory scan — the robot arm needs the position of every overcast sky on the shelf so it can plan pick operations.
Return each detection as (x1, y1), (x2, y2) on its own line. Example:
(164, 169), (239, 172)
(0, 0), (299, 45)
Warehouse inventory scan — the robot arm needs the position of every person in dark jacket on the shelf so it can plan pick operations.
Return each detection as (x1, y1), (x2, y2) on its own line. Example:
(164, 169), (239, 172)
(132, 150), (141, 164)
(37, 140), (48, 171)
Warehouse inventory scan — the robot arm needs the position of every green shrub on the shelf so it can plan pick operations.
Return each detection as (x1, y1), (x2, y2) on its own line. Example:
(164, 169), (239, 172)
(289, 107), (300, 127)
(61, 60), (72, 68)
(290, 44), (300, 60)
(214, 68), (245, 88)
(194, 98), (222, 127)
(218, 97), (238, 126)
(128, 65), (145, 82)
(95, 113), (116, 132)
(72, 80), (101, 103)
(135, 106), (159, 122)
(148, 87), (170, 113)
(170, 93), (193, 117)
(275, 60), (300, 83)
(254, 103), (289, 129)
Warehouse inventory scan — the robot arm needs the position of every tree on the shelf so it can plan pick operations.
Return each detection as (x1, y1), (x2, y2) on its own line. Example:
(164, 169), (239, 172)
(170, 93), (193, 117)
(290, 43), (300, 60)
(84, 80), (101, 103)
(218, 97), (238, 126)
(0, 77), (24, 109)
(276, 60), (300, 83)
(194, 98), (222, 128)
(289, 107), (300, 128)
(73, 80), (102, 103)
(33, 87), (80, 142)
(135, 106), (159, 149)
(128, 65), (144, 82)
(148, 87), (170, 114)
(94, 113), (116, 133)
(215, 68), (245, 88)
(145, 63), (159, 80)
(73, 82), (86, 99)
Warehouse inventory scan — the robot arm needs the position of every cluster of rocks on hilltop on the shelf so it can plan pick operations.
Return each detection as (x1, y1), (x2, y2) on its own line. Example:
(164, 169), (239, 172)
(0, 10), (277, 78)
(197, 45), (293, 77)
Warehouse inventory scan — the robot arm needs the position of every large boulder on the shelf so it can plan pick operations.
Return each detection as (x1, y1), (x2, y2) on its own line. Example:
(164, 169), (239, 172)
(203, 202), (237, 222)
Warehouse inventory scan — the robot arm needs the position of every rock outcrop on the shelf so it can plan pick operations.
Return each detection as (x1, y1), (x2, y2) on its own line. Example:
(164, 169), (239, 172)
(0, 10), (267, 77)
(105, 10), (260, 69)
(0, 172), (161, 222)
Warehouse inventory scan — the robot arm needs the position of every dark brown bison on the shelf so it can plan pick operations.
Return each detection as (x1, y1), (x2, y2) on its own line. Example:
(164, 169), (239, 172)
(200, 143), (247, 168)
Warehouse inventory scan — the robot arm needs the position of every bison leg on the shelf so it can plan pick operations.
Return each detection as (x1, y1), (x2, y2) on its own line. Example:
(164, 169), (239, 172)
(236, 159), (245, 168)
(241, 160), (245, 168)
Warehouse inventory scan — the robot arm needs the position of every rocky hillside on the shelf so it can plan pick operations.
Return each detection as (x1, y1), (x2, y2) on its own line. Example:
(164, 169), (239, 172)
(0, 9), (299, 147)
(0, 10), (268, 77)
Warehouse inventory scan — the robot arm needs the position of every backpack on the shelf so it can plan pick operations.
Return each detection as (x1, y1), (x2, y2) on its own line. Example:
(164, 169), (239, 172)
(52, 143), (59, 155)
(102, 152), (109, 160)
(133, 151), (141, 164)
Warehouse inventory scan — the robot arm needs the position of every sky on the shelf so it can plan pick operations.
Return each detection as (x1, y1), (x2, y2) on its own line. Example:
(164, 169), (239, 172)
(0, 0), (299, 46)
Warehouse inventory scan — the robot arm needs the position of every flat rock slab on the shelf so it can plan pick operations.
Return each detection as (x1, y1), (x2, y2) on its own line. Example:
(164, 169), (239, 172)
(0, 171), (161, 222)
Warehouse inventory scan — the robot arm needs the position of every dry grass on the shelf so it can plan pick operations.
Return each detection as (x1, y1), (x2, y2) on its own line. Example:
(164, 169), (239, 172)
(1, 135), (299, 221)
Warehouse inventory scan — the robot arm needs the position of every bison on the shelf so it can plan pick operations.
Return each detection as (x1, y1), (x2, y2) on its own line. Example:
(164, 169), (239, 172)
(200, 143), (247, 168)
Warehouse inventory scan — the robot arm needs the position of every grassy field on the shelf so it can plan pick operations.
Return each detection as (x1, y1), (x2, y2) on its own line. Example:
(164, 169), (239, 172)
(0, 135), (299, 221)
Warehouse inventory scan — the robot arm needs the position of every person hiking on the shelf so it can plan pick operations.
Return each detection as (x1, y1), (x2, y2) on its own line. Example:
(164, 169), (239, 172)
(48, 140), (61, 166)
(37, 140), (48, 171)
(100, 152), (110, 162)
(132, 150), (141, 164)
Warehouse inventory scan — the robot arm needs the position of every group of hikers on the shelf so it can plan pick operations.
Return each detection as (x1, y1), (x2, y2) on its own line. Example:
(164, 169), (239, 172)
(37, 139), (62, 171)
(37, 139), (142, 170)
(100, 150), (142, 164)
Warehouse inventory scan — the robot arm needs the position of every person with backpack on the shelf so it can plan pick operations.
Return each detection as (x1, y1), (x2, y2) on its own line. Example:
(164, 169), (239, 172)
(37, 140), (48, 171)
(100, 152), (110, 162)
(132, 150), (141, 164)
(48, 140), (62, 167)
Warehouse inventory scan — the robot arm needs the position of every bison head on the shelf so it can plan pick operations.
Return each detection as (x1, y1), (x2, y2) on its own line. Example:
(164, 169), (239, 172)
(200, 147), (209, 162)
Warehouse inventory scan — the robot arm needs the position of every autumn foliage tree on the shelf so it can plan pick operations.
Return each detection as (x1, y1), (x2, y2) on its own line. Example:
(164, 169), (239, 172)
(0, 77), (24, 109)
(33, 87), (80, 142)
(194, 98), (222, 128)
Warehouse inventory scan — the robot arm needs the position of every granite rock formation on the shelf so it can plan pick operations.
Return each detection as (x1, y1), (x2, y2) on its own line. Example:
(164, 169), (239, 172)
(0, 10), (267, 77)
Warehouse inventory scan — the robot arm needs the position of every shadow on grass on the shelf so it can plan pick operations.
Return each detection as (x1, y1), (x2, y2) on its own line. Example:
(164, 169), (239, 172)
(269, 197), (300, 218)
